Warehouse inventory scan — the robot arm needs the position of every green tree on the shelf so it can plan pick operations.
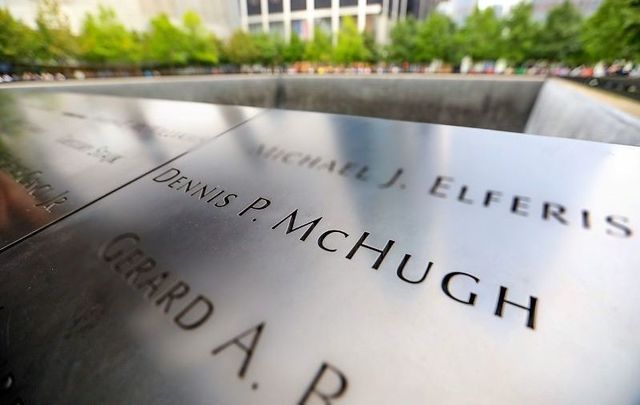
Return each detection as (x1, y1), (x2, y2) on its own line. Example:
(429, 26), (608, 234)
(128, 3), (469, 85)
(583, 0), (639, 62)
(304, 27), (333, 63)
(283, 31), (305, 63)
(182, 10), (219, 65)
(415, 12), (456, 62)
(503, 3), (540, 64)
(144, 13), (188, 65)
(628, 0), (640, 59)
(456, 7), (503, 61)
(363, 31), (380, 63)
(225, 29), (259, 65)
(79, 6), (140, 64)
(212, 34), (227, 63)
(0, 8), (37, 63)
(34, 0), (77, 64)
(539, 1), (584, 64)
(386, 17), (418, 63)
(334, 16), (370, 64)
(252, 33), (280, 66)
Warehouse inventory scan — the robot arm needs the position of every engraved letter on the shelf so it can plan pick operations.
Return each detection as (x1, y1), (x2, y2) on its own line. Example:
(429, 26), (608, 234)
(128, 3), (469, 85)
(542, 202), (568, 225)
(98, 233), (140, 262)
(484, 190), (502, 207)
(272, 209), (323, 241)
(317, 230), (349, 252)
(174, 295), (214, 330)
(606, 215), (632, 238)
(511, 196), (531, 217)
(156, 281), (190, 314)
(378, 168), (403, 189)
(494, 286), (538, 329)
(238, 197), (271, 217)
(124, 257), (156, 285)
(299, 362), (348, 405)
(152, 167), (181, 183)
(441, 272), (479, 305)
(346, 232), (394, 270)
(212, 322), (265, 378)
(396, 254), (432, 284)
(35, 191), (69, 212)
(429, 175), (453, 198)
(137, 271), (170, 299)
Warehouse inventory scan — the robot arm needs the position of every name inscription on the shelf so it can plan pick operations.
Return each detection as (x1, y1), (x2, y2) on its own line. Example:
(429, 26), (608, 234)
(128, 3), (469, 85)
(57, 135), (122, 164)
(0, 154), (69, 213)
(98, 232), (348, 404)
(151, 167), (539, 330)
(25, 103), (205, 144)
(255, 144), (633, 239)
(84, 165), (550, 403)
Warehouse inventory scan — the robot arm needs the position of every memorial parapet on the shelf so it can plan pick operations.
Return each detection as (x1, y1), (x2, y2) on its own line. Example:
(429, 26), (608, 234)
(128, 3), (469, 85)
(0, 105), (639, 404)
(0, 92), (262, 249)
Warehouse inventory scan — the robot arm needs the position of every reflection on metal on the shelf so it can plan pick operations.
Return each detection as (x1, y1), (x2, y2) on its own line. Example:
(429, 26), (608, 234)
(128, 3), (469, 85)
(0, 106), (639, 404)
(0, 91), (262, 249)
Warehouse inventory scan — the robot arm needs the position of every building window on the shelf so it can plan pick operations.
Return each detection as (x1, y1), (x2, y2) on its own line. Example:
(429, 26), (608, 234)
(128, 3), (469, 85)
(315, 0), (332, 8)
(247, 0), (261, 15)
(248, 23), (263, 33)
(269, 21), (285, 36)
(340, 0), (358, 6)
(291, 0), (306, 11)
(292, 19), (312, 39)
(365, 14), (377, 34)
(315, 17), (332, 33)
(269, 0), (284, 13)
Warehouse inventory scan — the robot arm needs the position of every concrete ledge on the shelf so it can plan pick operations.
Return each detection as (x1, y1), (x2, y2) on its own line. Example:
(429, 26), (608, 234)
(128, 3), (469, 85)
(278, 75), (543, 132)
(2, 75), (280, 108)
(2, 74), (544, 133)
(525, 78), (640, 146)
(4, 74), (639, 146)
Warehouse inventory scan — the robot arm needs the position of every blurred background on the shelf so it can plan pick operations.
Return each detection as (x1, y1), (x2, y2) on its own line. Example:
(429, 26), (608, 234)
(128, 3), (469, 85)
(0, 0), (637, 82)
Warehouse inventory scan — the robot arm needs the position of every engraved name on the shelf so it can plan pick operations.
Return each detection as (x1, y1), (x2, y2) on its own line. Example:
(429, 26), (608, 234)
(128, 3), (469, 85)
(0, 154), (69, 212)
(57, 135), (123, 164)
(152, 167), (539, 330)
(253, 144), (633, 239)
(97, 232), (349, 403)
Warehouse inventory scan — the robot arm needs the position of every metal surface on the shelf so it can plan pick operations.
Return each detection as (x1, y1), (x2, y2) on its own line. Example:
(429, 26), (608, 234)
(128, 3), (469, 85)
(1, 108), (640, 404)
(0, 91), (262, 249)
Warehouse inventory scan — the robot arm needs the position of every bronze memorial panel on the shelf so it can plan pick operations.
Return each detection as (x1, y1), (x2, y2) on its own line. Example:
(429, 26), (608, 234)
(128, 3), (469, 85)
(0, 91), (262, 249)
(0, 108), (638, 404)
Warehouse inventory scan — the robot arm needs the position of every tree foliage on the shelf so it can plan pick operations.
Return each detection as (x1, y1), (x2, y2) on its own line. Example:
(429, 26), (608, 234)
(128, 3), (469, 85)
(304, 27), (333, 63)
(144, 13), (188, 65)
(35, 0), (77, 64)
(415, 12), (456, 62)
(0, 0), (639, 69)
(583, 0), (640, 62)
(334, 17), (370, 64)
(363, 31), (380, 63)
(80, 6), (140, 64)
(284, 31), (305, 63)
(0, 8), (36, 63)
(387, 17), (418, 63)
(225, 29), (259, 65)
(539, 1), (584, 64)
(456, 7), (503, 60)
(182, 10), (219, 65)
(252, 33), (280, 66)
(502, 3), (540, 64)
